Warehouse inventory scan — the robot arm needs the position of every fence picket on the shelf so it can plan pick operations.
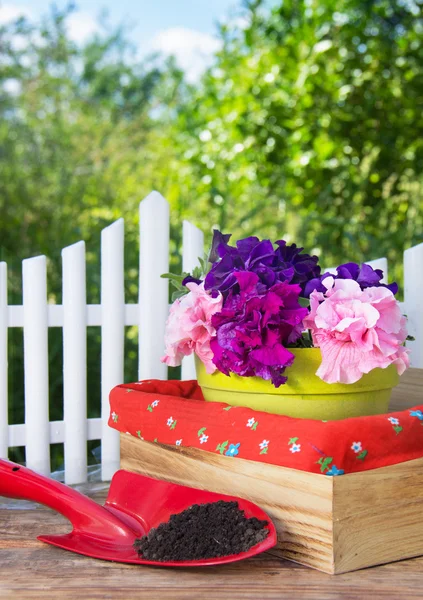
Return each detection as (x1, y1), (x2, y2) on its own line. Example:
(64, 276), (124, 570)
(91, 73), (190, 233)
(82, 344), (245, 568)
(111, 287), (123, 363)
(404, 242), (423, 369)
(22, 256), (50, 475)
(62, 241), (87, 484)
(0, 263), (8, 458)
(181, 220), (205, 380)
(101, 219), (125, 481)
(138, 192), (169, 380)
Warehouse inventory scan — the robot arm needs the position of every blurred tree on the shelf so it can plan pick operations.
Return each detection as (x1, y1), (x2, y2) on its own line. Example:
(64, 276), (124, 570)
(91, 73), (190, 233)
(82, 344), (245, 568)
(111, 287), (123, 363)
(172, 0), (423, 280)
(0, 5), (186, 466)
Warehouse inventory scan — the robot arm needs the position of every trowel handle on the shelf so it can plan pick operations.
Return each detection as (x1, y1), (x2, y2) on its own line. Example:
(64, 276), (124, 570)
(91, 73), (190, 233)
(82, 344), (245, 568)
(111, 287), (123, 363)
(0, 459), (136, 543)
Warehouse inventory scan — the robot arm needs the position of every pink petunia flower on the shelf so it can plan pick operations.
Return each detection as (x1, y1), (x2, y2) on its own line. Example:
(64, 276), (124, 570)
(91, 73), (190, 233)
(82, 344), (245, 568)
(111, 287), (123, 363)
(303, 278), (409, 384)
(161, 282), (223, 374)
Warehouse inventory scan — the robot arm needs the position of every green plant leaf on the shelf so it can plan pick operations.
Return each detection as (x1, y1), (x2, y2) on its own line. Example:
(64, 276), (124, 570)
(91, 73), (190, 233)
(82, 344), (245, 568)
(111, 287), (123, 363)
(160, 272), (187, 283)
(298, 297), (310, 308)
(198, 427), (207, 436)
(357, 450), (368, 460)
(171, 289), (188, 302)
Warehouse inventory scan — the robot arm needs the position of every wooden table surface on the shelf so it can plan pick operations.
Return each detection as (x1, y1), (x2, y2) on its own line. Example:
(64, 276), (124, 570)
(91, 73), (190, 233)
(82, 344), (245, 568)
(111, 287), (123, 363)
(1, 485), (423, 600)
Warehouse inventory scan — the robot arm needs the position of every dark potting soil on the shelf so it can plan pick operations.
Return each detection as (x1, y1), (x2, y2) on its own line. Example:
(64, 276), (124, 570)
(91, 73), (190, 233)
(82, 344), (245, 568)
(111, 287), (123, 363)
(133, 500), (269, 562)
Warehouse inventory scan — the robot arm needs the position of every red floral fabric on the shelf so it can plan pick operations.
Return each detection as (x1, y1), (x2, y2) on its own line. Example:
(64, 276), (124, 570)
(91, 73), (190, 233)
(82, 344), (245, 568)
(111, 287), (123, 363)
(109, 380), (423, 476)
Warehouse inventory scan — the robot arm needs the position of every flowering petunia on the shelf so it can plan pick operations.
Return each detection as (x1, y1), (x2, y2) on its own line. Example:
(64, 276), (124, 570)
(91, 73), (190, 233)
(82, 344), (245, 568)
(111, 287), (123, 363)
(211, 271), (308, 387)
(304, 278), (409, 384)
(161, 281), (223, 374)
(304, 262), (398, 297)
(203, 230), (320, 298)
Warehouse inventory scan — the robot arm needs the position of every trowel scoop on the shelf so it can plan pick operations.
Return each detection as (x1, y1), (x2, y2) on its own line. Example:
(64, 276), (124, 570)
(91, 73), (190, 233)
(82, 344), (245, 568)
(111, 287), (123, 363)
(0, 458), (277, 566)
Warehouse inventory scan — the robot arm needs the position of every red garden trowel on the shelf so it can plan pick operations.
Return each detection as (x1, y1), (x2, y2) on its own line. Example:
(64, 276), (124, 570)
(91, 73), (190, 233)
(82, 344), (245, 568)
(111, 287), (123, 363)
(0, 458), (277, 566)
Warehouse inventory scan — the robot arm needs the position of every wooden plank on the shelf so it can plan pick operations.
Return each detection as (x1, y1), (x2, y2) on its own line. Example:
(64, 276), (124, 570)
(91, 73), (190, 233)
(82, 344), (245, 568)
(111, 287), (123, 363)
(0, 263), (8, 459)
(120, 434), (335, 574)
(333, 456), (423, 574)
(138, 192), (169, 380)
(120, 430), (423, 575)
(2, 495), (423, 599)
(389, 368), (422, 411)
(101, 219), (125, 481)
(22, 256), (51, 475)
(62, 241), (88, 485)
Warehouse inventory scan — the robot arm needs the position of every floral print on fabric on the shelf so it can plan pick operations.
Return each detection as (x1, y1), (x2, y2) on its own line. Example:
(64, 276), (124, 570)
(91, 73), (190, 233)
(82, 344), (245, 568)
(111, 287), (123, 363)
(109, 380), (423, 477)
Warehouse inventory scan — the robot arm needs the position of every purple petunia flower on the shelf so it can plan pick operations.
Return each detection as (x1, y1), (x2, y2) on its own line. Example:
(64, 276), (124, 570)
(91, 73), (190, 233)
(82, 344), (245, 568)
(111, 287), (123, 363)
(202, 230), (320, 298)
(210, 271), (308, 387)
(304, 262), (398, 298)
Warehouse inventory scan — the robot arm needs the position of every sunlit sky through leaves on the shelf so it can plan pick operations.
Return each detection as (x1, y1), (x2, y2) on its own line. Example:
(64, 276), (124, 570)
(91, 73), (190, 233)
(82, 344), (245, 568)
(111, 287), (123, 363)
(0, 0), (276, 81)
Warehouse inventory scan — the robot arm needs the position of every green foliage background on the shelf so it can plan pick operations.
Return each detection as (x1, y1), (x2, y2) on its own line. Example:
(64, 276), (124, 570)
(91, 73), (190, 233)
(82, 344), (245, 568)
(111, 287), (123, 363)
(1, 0), (422, 468)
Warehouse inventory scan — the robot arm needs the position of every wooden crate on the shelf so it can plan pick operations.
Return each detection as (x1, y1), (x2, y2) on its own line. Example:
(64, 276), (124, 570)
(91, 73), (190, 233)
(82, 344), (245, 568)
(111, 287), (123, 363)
(120, 369), (423, 575)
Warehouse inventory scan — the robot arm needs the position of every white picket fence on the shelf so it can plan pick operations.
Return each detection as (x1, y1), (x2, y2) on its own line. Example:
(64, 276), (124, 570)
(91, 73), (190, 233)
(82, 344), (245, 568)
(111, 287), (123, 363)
(0, 191), (422, 483)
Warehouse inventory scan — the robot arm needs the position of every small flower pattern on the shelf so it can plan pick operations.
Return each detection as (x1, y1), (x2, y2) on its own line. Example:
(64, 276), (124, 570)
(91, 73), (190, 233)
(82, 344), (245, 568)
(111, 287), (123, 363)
(166, 416), (177, 430)
(259, 439), (269, 454)
(225, 443), (240, 457)
(147, 400), (160, 412)
(351, 441), (362, 454)
(410, 410), (423, 421)
(288, 437), (301, 453)
(290, 443), (301, 453)
(110, 381), (423, 477)
(246, 418), (258, 430)
(326, 465), (345, 476)
(387, 416), (402, 435)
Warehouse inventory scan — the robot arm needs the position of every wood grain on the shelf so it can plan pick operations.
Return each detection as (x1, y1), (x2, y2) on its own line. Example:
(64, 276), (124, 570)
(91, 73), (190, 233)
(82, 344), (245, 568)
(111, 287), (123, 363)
(2, 495), (423, 599)
(389, 368), (422, 410)
(120, 419), (423, 574)
(121, 434), (336, 573)
(333, 456), (423, 573)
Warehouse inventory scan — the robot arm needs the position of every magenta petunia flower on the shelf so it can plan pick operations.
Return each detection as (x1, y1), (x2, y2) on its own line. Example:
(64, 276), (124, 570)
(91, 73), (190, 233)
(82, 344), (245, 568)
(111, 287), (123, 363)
(210, 271), (308, 387)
